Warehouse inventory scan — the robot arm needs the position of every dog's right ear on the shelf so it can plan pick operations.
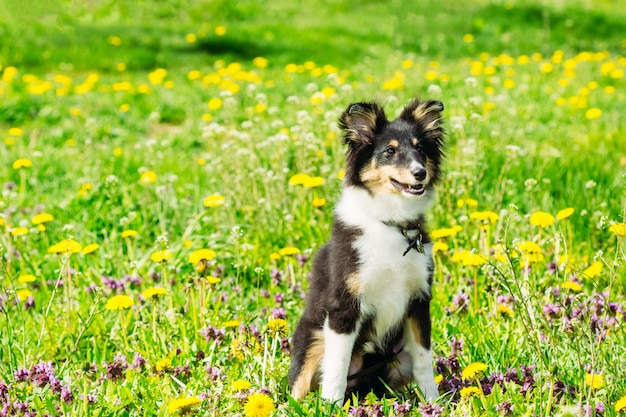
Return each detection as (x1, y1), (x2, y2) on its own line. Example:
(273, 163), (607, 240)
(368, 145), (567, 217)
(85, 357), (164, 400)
(338, 102), (386, 145)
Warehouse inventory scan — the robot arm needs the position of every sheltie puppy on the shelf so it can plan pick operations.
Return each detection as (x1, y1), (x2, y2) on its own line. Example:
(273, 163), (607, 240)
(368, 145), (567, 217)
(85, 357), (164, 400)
(288, 98), (445, 402)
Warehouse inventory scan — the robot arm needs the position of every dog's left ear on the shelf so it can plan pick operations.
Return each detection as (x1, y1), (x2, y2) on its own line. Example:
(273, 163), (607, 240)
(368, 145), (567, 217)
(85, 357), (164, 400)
(400, 99), (444, 132)
(338, 102), (386, 145)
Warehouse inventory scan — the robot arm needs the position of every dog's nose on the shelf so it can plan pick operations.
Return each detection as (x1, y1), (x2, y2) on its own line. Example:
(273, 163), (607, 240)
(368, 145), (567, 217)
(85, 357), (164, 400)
(413, 168), (427, 181)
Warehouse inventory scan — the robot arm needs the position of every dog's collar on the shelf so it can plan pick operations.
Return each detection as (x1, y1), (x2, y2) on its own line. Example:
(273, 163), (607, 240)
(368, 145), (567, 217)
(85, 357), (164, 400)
(383, 220), (425, 256)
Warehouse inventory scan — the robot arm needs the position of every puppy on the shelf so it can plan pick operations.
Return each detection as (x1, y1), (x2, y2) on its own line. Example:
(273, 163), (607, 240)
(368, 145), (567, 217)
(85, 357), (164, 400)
(289, 98), (445, 402)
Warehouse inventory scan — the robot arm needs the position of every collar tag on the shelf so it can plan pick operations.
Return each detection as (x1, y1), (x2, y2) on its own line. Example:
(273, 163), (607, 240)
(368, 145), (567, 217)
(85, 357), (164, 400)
(401, 228), (424, 256)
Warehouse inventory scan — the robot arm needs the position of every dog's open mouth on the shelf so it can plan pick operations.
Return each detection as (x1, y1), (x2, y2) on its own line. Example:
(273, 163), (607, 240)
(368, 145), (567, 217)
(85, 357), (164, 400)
(391, 179), (426, 196)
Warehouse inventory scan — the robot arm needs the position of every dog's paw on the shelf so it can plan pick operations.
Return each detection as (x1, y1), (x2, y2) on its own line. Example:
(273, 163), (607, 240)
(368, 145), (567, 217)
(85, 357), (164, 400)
(320, 384), (346, 405)
(419, 380), (440, 401)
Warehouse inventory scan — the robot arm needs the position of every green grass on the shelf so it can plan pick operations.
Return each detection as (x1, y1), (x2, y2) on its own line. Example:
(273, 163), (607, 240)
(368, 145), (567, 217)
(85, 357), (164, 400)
(0, 0), (625, 416)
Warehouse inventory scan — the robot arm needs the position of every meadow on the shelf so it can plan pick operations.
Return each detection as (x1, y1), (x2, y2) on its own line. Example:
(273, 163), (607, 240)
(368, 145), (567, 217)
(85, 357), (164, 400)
(0, 0), (625, 415)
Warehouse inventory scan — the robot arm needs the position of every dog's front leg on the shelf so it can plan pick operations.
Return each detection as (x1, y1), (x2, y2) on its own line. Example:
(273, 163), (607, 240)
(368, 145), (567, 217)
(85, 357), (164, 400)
(406, 297), (439, 400)
(320, 317), (358, 403)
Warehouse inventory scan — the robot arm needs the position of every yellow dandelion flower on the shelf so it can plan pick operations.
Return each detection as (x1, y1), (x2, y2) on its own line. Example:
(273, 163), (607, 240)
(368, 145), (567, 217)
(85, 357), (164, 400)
(168, 396), (201, 413)
(309, 91), (326, 106)
(16, 289), (33, 301)
(337, 170), (345, 180)
(11, 227), (29, 237)
(470, 211), (499, 224)
(105, 295), (133, 310)
(302, 176), (324, 188)
(321, 86), (336, 98)
(561, 281), (582, 292)
(497, 303), (513, 316)
(278, 247), (300, 256)
(215, 26), (227, 36)
(207, 97), (223, 110)
(431, 226), (462, 239)
(108, 36), (122, 46)
(581, 261), (602, 279)
(518, 243), (544, 264)
(585, 108), (602, 120)
(206, 276), (220, 284)
(585, 373), (604, 389)
(312, 197), (326, 208)
(462, 362), (488, 379)
(463, 33), (474, 43)
(155, 357), (171, 371)
(12, 158), (33, 170)
(453, 250), (487, 267)
(460, 386), (482, 398)
(185, 33), (197, 43)
(609, 223), (626, 237)
(253, 57), (269, 69)
(267, 318), (289, 335)
(518, 241), (542, 255)
(140, 171), (157, 184)
(189, 249), (216, 265)
(433, 241), (449, 253)
(232, 379), (252, 392)
(82, 243), (100, 254)
(18, 274), (36, 283)
(224, 320), (240, 328)
(203, 194), (225, 208)
(8, 127), (24, 136)
(150, 250), (173, 263)
(142, 287), (167, 299)
(434, 374), (443, 384)
(288, 173), (311, 185)
(557, 208), (574, 220)
(121, 229), (138, 238)
(48, 239), (83, 254)
(269, 253), (280, 261)
(32, 213), (54, 225)
(529, 211), (555, 228)
(615, 394), (626, 412)
(244, 392), (275, 417)
(188, 70), (202, 80)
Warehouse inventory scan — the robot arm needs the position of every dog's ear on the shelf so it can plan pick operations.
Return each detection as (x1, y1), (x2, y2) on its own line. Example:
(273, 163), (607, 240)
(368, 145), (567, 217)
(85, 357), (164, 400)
(338, 102), (386, 145)
(400, 99), (444, 133)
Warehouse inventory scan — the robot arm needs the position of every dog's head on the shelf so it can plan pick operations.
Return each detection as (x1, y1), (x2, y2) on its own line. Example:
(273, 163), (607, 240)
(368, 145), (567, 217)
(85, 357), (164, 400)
(339, 98), (445, 199)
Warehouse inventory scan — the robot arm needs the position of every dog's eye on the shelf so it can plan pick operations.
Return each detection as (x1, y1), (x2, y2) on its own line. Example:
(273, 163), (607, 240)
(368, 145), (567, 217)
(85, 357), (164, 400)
(416, 147), (426, 158)
(385, 147), (396, 156)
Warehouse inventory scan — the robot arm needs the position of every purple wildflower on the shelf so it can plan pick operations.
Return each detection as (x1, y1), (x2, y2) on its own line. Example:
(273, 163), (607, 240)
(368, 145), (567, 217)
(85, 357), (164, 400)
(101, 276), (125, 294)
(206, 366), (223, 381)
(130, 353), (146, 370)
(451, 291), (469, 312)
(60, 385), (74, 404)
(274, 292), (284, 305)
(417, 402), (444, 417)
(31, 361), (54, 387)
(495, 401), (514, 416)
(104, 357), (127, 380)
(296, 253), (308, 267)
(200, 325), (225, 344)
(14, 368), (30, 382)
(271, 307), (286, 319)
(270, 268), (284, 285)
(393, 400), (411, 417)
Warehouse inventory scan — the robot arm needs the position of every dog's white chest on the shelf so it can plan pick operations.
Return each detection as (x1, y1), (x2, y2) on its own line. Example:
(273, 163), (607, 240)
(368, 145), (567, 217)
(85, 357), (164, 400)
(354, 223), (432, 342)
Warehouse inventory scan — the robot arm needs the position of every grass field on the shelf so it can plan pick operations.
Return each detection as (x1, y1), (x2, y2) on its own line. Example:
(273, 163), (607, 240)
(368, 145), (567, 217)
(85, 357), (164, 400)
(1, 0), (625, 415)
